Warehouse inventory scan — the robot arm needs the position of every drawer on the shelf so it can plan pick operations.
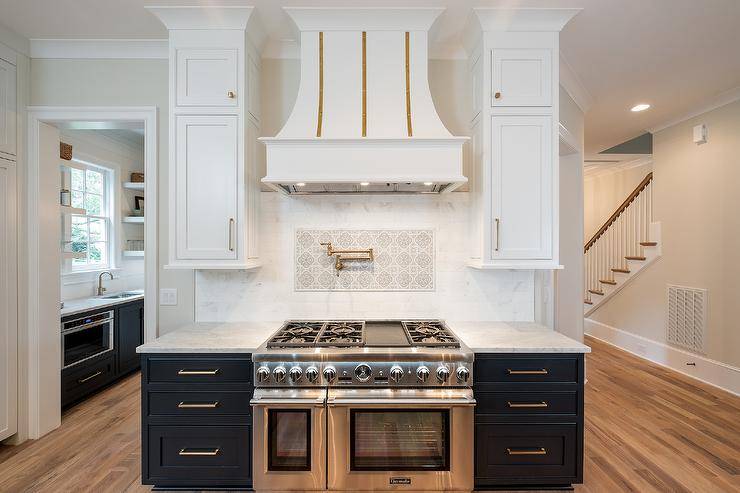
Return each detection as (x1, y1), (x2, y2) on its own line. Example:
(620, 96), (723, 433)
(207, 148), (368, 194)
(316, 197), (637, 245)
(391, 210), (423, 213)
(62, 354), (115, 407)
(476, 423), (577, 483)
(475, 356), (579, 383)
(147, 357), (252, 384)
(476, 391), (578, 415)
(146, 425), (251, 484)
(148, 391), (251, 417)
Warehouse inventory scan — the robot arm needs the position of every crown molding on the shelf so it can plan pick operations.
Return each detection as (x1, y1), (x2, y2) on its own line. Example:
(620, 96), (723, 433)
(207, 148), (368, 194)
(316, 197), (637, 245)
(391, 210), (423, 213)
(473, 8), (582, 32)
(0, 24), (30, 59)
(648, 85), (740, 134)
(560, 53), (593, 113)
(29, 39), (167, 59)
(283, 7), (445, 32)
(145, 5), (254, 30)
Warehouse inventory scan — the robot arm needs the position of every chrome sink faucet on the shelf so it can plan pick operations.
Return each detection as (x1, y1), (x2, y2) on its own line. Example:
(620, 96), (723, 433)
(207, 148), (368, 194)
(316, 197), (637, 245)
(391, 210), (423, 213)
(97, 271), (114, 296)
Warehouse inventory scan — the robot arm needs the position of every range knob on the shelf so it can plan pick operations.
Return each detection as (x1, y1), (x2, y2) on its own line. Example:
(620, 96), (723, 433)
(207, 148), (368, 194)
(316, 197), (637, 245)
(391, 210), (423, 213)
(323, 366), (337, 383)
(390, 365), (404, 383)
(256, 366), (271, 383)
(456, 366), (470, 383)
(305, 366), (319, 383)
(289, 366), (303, 382)
(417, 366), (430, 383)
(436, 366), (450, 383)
(355, 364), (372, 382)
(273, 366), (286, 383)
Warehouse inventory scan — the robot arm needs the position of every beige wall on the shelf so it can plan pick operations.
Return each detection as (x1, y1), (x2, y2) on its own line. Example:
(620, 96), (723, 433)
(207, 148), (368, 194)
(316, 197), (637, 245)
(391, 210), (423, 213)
(583, 162), (652, 242)
(590, 100), (740, 367)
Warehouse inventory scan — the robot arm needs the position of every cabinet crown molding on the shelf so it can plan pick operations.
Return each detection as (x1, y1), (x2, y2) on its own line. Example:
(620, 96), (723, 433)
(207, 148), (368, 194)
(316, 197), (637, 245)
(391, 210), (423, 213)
(472, 8), (581, 32)
(145, 5), (254, 30)
(283, 7), (444, 32)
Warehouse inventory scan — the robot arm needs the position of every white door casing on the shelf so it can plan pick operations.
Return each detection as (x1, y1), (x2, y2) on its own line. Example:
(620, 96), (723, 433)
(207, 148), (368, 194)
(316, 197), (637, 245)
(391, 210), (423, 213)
(0, 157), (17, 441)
(0, 59), (16, 157)
(491, 49), (552, 107)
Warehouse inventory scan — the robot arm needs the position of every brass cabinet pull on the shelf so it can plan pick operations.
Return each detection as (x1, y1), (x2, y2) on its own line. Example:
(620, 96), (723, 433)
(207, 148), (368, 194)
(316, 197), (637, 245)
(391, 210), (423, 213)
(507, 368), (549, 375)
(495, 218), (500, 251)
(228, 218), (235, 251)
(178, 401), (220, 409)
(227, 91), (236, 99)
(178, 369), (220, 376)
(507, 401), (548, 408)
(507, 447), (547, 456)
(494, 91), (502, 99)
(179, 447), (220, 457)
(77, 371), (103, 383)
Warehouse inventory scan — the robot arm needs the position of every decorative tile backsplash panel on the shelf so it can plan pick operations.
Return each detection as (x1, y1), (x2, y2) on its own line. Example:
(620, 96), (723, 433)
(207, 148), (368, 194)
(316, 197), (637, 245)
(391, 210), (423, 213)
(295, 229), (435, 291)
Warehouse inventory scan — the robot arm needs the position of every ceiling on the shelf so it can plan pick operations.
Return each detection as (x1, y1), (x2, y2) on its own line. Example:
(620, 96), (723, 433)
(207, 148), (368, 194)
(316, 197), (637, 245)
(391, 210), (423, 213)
(1, 0), (739, 154)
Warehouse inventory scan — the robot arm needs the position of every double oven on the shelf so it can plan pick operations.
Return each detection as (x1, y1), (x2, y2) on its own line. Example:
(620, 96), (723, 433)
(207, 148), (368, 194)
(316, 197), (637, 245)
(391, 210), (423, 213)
(251, 387), (474, 492)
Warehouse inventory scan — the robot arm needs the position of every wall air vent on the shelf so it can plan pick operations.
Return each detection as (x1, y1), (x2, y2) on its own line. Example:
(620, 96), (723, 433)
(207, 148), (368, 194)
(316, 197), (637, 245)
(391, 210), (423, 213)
(666, 285), (707, 354)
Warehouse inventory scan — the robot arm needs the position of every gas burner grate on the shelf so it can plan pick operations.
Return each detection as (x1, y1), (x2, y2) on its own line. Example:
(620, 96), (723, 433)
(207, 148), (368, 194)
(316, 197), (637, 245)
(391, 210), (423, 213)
(266, 321), (325, 348)
(402, 320), (460, 347)
(316, 321), (365, 347)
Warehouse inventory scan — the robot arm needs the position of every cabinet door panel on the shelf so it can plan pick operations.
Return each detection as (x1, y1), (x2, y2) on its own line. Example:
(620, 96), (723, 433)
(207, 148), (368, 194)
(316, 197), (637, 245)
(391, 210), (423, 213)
(117, 301), (143, 375)
(491, 115), (552, 260)
(176, 115), (239, 260)
(176, 49), (238, 107)
(0, 59), (16, 157)
(491, 49), (551, 107)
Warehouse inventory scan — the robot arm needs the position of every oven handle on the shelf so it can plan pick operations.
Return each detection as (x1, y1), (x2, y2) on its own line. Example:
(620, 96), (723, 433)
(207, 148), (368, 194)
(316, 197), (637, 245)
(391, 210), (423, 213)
(327, 397), (476, 406)
(250, 398), (325, 406)
(61, 318), (114, 335)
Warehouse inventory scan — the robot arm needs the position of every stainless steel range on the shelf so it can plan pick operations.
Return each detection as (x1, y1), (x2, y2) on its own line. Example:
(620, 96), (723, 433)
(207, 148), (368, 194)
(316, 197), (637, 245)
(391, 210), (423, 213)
(251, 320), (475, 492)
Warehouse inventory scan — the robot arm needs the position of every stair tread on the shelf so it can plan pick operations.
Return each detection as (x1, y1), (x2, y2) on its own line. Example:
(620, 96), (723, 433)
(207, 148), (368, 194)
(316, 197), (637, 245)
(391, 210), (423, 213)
(584, 299), (593, 305)
(640, 241), (658, 246)
(599, 279), (617, 285)
(588, 289), (605, 295)
(625, 256), (647, 261)
(612, 268), (631, 273)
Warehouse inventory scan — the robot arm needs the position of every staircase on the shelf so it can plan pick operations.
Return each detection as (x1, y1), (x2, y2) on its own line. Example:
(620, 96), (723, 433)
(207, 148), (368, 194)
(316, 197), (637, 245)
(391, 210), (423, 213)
(584, 173), (661, 315)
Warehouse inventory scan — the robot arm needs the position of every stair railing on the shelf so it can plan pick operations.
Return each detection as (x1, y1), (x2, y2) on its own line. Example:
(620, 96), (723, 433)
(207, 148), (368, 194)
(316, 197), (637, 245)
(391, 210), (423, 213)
(584, 172), (653, 303)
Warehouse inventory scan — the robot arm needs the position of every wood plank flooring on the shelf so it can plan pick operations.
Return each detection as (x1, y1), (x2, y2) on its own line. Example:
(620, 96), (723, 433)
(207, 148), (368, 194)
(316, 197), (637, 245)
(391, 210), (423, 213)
(0, 336), (738, 492)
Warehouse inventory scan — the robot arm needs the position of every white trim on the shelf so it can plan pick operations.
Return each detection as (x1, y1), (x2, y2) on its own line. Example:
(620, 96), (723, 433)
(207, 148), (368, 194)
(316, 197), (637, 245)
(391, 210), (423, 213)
(585, 319), (740, 396)
(472, 8), (582, 32)
(648, 85), (740, 134)
(559, 54), (592, 113)
(558, 122), (579, 156)
(145, 6), (254, 30)
(0, 25), (30, 59)
(29, 39), (167, 60)
(283, 7), (445, 31)
(25, 106), (158, 440)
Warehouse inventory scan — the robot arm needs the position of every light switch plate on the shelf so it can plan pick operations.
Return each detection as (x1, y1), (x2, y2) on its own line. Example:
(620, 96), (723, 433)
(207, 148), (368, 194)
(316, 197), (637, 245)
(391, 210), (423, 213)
(159, 288), (178, 306)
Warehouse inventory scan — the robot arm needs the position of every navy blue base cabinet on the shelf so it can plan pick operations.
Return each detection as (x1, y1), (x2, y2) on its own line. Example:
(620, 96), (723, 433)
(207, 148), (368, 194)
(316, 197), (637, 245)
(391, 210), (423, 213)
(473, 353), (585, 490)
(140, 353), (253, 490)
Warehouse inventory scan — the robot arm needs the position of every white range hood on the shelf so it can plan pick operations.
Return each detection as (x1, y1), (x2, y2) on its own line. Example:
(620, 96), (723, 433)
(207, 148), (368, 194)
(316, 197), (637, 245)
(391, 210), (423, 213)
(260, 8), (468, 194)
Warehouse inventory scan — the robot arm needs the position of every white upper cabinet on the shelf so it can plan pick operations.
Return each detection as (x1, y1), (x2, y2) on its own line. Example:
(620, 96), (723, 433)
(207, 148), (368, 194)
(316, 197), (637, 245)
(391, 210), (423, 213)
(491, 115), (552, 259)
(176, 48), (239, 107)
(0, 58), (16, 158)
(175, 115), (239, 260)
(491, 49), (552, 107)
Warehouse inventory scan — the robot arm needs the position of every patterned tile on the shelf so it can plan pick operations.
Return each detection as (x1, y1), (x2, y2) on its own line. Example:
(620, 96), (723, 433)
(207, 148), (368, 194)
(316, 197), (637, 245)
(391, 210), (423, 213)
(295, 229), (435, 291)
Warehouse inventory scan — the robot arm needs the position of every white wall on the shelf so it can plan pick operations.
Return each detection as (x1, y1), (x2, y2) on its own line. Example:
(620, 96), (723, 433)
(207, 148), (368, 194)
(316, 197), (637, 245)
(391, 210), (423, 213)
(588, 99), (740, 368)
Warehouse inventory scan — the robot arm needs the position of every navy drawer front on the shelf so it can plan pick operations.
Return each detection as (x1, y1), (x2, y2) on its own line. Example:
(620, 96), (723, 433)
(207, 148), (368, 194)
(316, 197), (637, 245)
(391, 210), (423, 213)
(147, 357), (252, 384)
(476, 423), (577, 482)
(146, 425), (251, 484)
(148, 391), (252, 417)
(475, 391), (578, 416)
(475, 356), (579, 383)
(62, 354), (116, 406)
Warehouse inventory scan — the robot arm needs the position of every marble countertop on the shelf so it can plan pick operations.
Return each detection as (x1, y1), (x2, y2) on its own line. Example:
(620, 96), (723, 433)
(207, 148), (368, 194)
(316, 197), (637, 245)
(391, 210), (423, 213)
(61, 290), (145, 318)
(137, 320), (589, 354)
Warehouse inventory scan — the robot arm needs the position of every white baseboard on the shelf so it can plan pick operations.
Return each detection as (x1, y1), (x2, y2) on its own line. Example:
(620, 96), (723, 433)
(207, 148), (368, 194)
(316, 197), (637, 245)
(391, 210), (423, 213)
(585, 318), (740, 396)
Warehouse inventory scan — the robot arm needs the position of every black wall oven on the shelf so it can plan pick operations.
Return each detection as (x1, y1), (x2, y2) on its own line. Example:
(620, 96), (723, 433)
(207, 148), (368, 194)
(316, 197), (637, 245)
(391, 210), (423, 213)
(61, 310), (115, 369)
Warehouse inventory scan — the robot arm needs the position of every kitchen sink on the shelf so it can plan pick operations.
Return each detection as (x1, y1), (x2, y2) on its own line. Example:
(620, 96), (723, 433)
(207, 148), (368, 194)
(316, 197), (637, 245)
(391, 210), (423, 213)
(101, 291), (142, 299)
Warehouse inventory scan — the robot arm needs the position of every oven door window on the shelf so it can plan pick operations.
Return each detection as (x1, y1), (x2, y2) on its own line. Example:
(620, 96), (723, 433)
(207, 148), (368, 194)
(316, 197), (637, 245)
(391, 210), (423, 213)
(268, 409), (311, 471)
(62, 322), (112, 368)
(350, 409), (450, 471)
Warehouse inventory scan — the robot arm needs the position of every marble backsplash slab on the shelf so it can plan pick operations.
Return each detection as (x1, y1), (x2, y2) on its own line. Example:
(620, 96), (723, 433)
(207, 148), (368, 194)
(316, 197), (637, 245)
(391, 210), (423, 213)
(295, 229), (435, 291)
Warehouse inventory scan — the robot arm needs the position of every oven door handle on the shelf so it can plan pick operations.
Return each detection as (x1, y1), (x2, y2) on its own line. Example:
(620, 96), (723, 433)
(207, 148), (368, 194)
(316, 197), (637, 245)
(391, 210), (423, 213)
(327, 398), (476, 406)
(250, 398), (325, 406)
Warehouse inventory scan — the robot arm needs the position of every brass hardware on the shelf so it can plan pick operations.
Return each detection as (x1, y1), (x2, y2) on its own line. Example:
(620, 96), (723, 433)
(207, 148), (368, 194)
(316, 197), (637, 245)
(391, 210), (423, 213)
(362, 31), (367, 137)
(494, 91), (501, 99)
(405, 32), (412, 137)
(227, 91), (236, 99)
(178, 448), (220, 457)
(507, 368), (549, 375)
(495, 218), (500, 251)
(507, 401), (548, 408)
(320, 241), (374, 275)
(228, 218), (235, 252)
(317, 32), (324, 137)
(178, 401), (220, 409)
(506, 447), (547, 456)
(77, 371), (102, 384)
(178, 369), (220, 376)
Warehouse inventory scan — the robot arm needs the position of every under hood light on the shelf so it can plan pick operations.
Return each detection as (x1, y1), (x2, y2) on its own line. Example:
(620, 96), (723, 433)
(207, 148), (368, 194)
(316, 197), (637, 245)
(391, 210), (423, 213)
(423, 182), (434, 186)
(296, 182), (306, 187)
(360, 182), (370, 186)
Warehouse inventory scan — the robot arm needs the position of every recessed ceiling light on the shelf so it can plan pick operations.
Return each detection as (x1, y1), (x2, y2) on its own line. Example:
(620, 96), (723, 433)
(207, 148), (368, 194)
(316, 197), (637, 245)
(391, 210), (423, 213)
(423, 182), (434, 186)
(296, 182), (306, 187)
(360, 182), (370, 186)
(631, 103), (650, 112)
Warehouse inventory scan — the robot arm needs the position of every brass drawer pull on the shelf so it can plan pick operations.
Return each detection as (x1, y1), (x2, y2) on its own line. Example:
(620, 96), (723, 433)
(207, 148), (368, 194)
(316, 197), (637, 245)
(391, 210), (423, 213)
(178, 447), (220, 457)
(507, 447), (547, 456)
(507, 401), (548, 408)
(507, 368), (549, 375)
(178, 401), (220, 409)
(77, 371), (103, 383)
(177, 369), (220, 376)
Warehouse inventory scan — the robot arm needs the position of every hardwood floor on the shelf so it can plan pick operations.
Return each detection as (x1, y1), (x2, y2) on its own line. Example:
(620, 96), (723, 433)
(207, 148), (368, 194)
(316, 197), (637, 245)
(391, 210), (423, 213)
(0, 337), (738, 492)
